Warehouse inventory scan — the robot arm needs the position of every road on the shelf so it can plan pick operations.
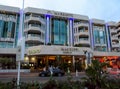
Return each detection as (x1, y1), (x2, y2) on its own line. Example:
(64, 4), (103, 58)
(0, 72), (86, 83)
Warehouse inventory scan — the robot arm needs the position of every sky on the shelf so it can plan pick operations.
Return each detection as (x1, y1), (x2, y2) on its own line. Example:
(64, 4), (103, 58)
(0, 0), (120, 22)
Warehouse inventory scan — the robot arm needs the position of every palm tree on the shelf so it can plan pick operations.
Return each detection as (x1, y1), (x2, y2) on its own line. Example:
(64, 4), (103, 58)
(82, 59), (109, 89)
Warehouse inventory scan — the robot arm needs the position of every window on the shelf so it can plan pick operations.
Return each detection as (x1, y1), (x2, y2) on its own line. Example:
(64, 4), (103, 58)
(52, 19), (67, 45)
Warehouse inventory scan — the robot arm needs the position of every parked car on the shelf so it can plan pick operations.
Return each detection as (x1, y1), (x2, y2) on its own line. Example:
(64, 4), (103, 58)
(109, 68), (120, 75)
(39, 68), (65, 77)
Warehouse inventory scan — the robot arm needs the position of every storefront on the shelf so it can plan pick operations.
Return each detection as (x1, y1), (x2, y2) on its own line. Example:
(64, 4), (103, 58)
(92, 51), (120, 68)
(23, 45), (88, 72)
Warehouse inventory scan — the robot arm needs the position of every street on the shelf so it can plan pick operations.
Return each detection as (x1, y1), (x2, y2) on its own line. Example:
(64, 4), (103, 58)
(0, 72), (86, 83)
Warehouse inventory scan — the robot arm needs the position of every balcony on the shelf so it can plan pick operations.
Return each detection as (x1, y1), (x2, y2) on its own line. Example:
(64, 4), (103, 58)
(112, 43), (120, 48)
(0, 38), (14, 42)
(94, 44), (106, 47)
(110, 29), (117, 33)
(25, 34), (44, 43)
(117, 27), (120, 32)
(24, 24), (45, 33)
(118, 32), (120, 37)
(1, 17), (16, 22)
(111, 36), (118, 41)
(75, 31), (89, 36)
(75, 39), (90, 45)
(25, 16), (45, 24)
(74, 22), (89, 27)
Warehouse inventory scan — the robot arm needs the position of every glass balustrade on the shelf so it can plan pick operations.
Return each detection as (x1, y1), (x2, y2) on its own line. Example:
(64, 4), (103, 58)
(0, 42), (13, 48)
(24, 24), (45, 32)
(25, 15), (45, 22)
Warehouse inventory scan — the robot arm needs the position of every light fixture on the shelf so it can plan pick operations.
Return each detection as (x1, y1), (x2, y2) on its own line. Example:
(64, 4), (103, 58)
(31, 57), (35, 61)
(68, 60), (71, 64)
(24, 56), (29, 61)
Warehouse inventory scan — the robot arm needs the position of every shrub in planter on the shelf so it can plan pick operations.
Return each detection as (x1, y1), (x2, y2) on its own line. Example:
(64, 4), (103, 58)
(42, 79), (58, 89)
(105, 77), (120, 89)
(20, 81), (42, 89)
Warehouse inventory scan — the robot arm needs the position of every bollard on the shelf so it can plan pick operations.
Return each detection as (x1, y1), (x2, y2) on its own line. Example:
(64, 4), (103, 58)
(76, 70), (78, 77)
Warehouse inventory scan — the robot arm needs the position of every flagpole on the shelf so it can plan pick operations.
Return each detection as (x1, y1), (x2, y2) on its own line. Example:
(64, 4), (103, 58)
(17, 0), (24, 86)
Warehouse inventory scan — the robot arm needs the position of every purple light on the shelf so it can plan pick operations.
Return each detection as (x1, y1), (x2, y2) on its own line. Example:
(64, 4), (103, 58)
(69, 18), (74, 46)
(105, 23), (111, 51)
(18, 9), (24, 41)
(89, 20), (94, 49)
(68, 17), (74, 21)
(45, 14), (51, 44)
(45, 14), (51, 18)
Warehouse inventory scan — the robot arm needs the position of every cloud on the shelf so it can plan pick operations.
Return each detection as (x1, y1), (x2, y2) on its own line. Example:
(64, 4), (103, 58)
(0, 0), (21, 7)
(0, 0), (120, 22)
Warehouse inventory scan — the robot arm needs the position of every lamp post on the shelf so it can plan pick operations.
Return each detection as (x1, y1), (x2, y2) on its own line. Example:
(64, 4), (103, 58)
(17, 0), (25, 86)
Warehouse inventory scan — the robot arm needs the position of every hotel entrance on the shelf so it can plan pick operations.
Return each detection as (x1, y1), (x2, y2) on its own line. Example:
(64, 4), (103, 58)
(26, 45), (86, 72)
(24, 55), (86, 72)
(27, 55), (73, 72)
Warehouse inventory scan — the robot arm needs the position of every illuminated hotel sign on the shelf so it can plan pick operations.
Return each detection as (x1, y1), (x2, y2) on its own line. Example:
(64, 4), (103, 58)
(28, 49), (40, 55)
(47, 11), (73, 17)
(27, 46), (81, 55)
(61, 47), (79, 54)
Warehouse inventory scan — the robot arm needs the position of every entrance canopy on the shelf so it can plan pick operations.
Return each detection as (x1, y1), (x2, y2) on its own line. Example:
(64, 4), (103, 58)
(27, 45), (87, 56)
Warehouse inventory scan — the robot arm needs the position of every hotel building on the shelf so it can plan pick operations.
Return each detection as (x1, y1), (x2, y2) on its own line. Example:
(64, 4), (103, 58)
(0, 5), (120, 71)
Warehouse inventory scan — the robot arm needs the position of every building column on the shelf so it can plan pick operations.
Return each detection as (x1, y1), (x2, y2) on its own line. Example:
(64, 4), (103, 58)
(105, 24), (111, 52)
(89, 20), (94, 50)
(45, 15), (51, 44)
(72, 56), (75, 67)
(68, 18), (74, 46)
(72, 56), (77, 72)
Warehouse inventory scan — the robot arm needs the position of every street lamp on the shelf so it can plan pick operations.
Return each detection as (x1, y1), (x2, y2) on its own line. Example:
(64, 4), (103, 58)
(17, 0), (25, 86)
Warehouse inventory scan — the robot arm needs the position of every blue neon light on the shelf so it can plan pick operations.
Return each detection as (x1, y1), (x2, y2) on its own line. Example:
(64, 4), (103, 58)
(18, 9), (24, 41)
(68, 17), (74, 21)
(69, 18), (74, 45)
(89, 20), (94, 49)
(45, 14), (51, 18)
(105, 23), (111, 51)
(45, 14), (51, 44)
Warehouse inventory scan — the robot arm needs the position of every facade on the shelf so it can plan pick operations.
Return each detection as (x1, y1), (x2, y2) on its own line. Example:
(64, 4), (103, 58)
(0, 5), (19, 69)
(116, 22), (120, 46)
(107, 21), (119, 52)
(0, 5), (120, 71)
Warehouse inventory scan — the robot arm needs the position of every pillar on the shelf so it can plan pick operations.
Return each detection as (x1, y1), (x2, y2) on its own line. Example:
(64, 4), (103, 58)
(68, 18), (74, 46)
(105, 24), (111, 52)
(45, 14), (51, 44)
(89, 20), (94, 50)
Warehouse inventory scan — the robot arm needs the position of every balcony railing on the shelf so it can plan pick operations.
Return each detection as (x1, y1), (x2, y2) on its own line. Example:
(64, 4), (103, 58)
(74, 22), (89, 27)
(117, 27), (120, 31)
(25, 34), (44, 43)
(75, 31), (89, 36)
(0, 38), (14, 42)
(75, 39), (90, 44)
(111, 36), (118, 41)
(118, 32), (120, 36)
(110, 29), (117, 33)
(25, 15), (45, 24)
(0, 15), (16, 22)
(24, 24), (45, 33)
(112, 43), (120, 48)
